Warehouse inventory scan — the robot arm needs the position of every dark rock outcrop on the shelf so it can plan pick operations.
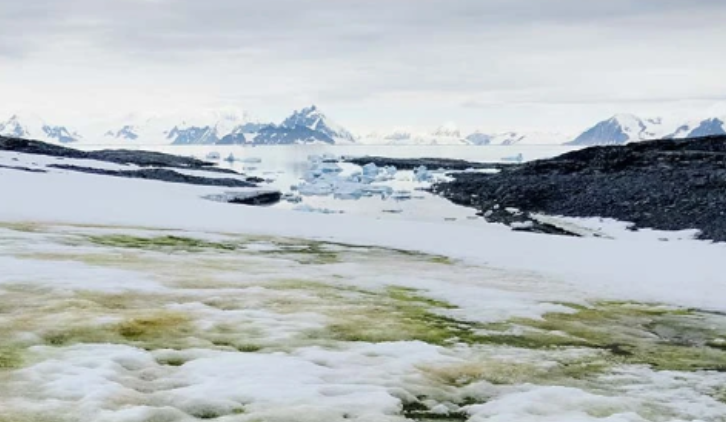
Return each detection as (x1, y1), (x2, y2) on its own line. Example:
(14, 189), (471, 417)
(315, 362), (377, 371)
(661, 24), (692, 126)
(48, 164), (259, 188)
(0, 164), (48, 173)
(432, 136), (726, 241)
(345, 156), (513, 171)
(1, 136), (217, 170)
(203, 190), (282, 206)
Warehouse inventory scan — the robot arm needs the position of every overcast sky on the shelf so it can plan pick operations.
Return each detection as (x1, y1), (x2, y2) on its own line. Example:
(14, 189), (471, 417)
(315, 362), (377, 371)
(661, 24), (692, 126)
(2, 0), (726, 133)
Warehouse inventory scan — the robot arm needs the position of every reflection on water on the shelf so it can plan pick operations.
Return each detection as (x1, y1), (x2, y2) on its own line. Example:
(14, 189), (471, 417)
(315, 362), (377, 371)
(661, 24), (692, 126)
(83, 144), (578, 225)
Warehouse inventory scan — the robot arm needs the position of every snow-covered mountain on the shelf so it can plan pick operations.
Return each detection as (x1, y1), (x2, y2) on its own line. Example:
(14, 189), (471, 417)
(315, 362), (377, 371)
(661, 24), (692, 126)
(278, 105), (356, 144)
(97, 105), (354, 146)
(431, 122), (462, 139)
(669, 117), (726, 139)
(5, 108), (725, 147)
(361, 124), (469, 146)
(100, 110), (266, 146)
(360, 126), (568, 146)
(0, 114), (81, 144)
(569, 114), (726, 145)
(568, 114), (672, 146)
(473, 131), (570, 146)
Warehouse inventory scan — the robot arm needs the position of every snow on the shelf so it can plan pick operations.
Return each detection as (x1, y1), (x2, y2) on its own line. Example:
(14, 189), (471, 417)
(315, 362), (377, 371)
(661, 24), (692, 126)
(2, 150), (726, 421)
(1, 158), (724, 312)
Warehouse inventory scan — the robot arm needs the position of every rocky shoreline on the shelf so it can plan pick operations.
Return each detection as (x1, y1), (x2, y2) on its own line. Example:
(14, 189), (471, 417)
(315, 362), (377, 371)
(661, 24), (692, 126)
(345, 156), (512, 171)
(432, 135), (726, 241)
(1, 136), (263, 187)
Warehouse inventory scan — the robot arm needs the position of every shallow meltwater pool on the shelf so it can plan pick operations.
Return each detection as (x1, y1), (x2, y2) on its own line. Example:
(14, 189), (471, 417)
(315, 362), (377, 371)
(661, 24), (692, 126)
(1, 222), (725, 422)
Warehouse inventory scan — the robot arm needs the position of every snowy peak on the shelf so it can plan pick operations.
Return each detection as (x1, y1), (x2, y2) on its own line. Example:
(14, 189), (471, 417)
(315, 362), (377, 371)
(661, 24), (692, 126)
(571, 114), (726, 146)
(670, 117), (726, 139)
(466, 131), (568, 146)
(105, 125), (139, 141)
(0, 114), (80, 144)
(688, 117), (726, 137)
(167, 125), (218, 145)
(432, 122), (461, 139)
(101, 110), (268, 145)
(569, 114), (667, 146)
(281, 105), (355, 143)
(465, 132), (493, 145)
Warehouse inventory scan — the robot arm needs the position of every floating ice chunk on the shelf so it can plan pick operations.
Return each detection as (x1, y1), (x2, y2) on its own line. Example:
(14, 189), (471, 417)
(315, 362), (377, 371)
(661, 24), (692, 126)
(358, 163), (396, 182)
(334, 181), (367, 200)
(391, 190), (413, 201)
(293, 204), (344, 214)
(282, 193), (303, 203)
(502, 153), (524, 163)
(306, 163), (343, 180)
(297, 182), (335, 196)
(362, 185), (393, 198)
(320, 153), (339, 163)
(225, 153), (236, 163)
(362, 163), (379, 176)
(414, 165), (433, 182)
(318, 163), (343, 173)
(205, 152), (221, 160)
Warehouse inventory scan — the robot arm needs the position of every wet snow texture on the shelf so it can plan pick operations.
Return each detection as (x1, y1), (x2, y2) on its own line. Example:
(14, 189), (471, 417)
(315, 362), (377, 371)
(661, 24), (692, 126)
(1, 223), (726, 422)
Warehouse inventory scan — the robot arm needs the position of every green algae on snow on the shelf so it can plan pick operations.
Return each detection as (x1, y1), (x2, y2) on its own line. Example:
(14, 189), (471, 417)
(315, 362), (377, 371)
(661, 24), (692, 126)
(477, 302), (726, 372)
(82, 232), (454, 266)
(42, 311), (196, 351)
(87, 234), (239, 252)
(306, 288), (726, 372)
(0, 346), (23, 370)
(305, 285), (479, 345)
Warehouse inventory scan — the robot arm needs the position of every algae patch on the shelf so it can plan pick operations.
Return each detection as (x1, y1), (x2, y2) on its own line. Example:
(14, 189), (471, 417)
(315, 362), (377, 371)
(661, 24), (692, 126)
(87, 234), (239, 252)
(305, 285), (478, 345)
(0, 346), (23, 370)
(478, 302), (726, 372)
(42, 311), (196, 351)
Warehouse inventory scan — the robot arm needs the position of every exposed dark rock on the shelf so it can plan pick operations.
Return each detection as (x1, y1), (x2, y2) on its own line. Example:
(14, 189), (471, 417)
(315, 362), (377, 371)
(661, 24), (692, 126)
(345, 156), (514, 171)
(48, 164), (258, 188)
(203, 190), (282, 206)
(0, 164), (48, 173)
(0, 136), (218, 170)
(432, 136), (726, 241)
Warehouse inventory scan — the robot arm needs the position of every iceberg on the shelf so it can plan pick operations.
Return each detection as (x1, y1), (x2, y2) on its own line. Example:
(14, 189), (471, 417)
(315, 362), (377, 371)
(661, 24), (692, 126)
(414, 165), (433, 182)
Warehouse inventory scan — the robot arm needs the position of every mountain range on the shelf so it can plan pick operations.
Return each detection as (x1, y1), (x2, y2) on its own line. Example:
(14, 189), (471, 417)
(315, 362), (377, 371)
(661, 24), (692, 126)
(1, 108), (725, 147)
(569, 114), (726, 146)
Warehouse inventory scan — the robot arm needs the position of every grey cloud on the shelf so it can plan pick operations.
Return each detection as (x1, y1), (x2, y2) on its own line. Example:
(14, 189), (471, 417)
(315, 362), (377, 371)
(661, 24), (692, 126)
(3, 0), (726, 58)
(2, 0), (726, 127)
